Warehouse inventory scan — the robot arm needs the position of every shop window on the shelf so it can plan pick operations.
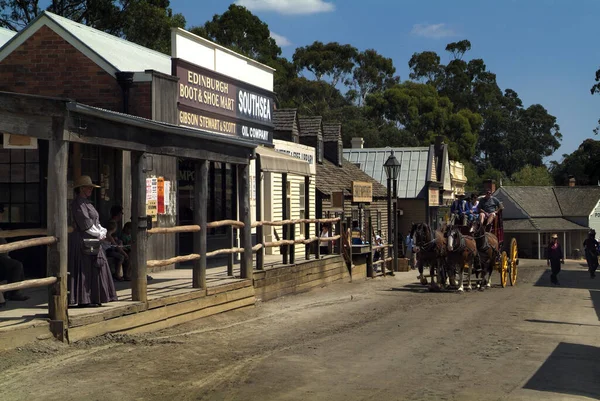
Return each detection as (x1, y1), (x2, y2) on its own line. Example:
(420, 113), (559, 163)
(299, 182), (306, 235)
(0, 147), (41, 224)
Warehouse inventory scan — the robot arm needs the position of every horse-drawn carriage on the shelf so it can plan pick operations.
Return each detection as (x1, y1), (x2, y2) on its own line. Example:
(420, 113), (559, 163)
(412, 209), (519, 291)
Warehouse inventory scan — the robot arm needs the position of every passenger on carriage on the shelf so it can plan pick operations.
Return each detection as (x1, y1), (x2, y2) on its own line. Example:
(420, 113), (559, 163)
(467, 193), (479, 223)
(477, 190), (502, 229)
(450, 194), (468, 225)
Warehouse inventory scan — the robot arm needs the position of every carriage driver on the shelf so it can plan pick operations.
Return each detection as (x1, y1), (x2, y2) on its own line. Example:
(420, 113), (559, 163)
(477, 189), (502, 228)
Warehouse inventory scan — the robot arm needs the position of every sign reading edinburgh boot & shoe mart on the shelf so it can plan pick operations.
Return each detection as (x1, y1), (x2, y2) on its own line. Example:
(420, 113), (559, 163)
(174, 59), (273, 144)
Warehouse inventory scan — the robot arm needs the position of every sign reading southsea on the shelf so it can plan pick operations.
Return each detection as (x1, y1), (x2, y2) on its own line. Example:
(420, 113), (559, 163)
(173, 58), (274, 144)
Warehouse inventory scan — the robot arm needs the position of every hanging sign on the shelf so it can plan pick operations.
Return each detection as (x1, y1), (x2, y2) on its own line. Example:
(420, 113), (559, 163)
(351, 181), (372, 203)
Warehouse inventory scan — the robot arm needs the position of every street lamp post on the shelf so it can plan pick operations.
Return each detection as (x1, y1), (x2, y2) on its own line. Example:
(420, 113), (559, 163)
(383, 150), (401, 273)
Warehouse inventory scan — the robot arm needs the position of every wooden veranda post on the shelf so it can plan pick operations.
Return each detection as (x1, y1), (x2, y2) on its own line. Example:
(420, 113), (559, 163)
(304, 176), (310, 260)
(131, 151), (148, 302)
(238, 164), (252, 278)
(255, 157), (264, 270)
(193, 160), (208, 289)
(282, 173), (288, 264)
(47, 127), (68, 339)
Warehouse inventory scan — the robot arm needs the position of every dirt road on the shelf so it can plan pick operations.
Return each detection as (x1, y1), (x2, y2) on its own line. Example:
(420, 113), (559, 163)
(1, 260), (599, 401)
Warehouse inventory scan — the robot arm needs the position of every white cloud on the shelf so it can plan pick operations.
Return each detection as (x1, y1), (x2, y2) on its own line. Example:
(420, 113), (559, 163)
(270, 31), (292, 47)
(410, 23), (456, 39)
(235, 0), (335, 15)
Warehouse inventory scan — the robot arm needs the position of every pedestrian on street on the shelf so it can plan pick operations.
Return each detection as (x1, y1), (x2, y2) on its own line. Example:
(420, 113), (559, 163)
(547, 233), (564, 285)
(583, 229), (599, 279)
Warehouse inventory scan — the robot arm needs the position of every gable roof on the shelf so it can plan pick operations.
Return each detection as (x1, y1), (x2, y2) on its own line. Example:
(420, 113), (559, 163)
(298, 116), (322, 136)
(496, 186), (561, 217)
(273, 109), (298, 131)
(0, 11), (171, 81)
(343, 147), (431, 199)
(316, 158), (387, 198)
(496, 185), (600, 219)
(553, 186), (600, 217)
(322, 122), (341, 141)
(0, 27), (16, 47)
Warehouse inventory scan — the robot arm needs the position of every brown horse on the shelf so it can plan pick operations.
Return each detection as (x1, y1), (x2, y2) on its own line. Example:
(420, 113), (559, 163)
(445, 226), (477, 292)
(411, 223), (447, 289)
(471, 220), (499, 290)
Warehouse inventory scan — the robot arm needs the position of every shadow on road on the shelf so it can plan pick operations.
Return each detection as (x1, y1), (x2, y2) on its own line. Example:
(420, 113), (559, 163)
(523, 342), (600, 399)
(533, 269), (600, 291)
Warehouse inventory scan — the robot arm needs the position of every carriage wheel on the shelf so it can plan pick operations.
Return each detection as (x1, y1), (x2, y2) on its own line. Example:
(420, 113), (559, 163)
(499, 251), (508, 288)
(509, 238), (518, 286)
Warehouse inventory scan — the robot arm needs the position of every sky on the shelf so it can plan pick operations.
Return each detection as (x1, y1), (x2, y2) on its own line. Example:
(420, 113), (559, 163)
(181, 0), (599, 162)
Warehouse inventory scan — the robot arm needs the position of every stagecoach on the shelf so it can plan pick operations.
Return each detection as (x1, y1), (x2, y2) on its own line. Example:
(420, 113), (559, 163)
(455, 209), (519, 287)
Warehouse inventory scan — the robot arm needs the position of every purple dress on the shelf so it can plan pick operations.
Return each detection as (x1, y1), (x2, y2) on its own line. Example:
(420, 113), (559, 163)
(67, 196), (117, 305)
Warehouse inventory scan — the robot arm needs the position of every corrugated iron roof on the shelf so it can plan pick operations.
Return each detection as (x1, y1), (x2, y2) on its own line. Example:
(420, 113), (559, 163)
(0, 27), (16, 48)
(44, 12), (171, 74)
(343, 147), (431, 199)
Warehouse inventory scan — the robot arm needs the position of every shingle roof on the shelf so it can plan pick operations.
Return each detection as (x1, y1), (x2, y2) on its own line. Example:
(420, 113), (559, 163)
(497, 186), (600, 218)
(553, 186), (600, 217)
(316, 158), (387, 198)
(504, 218), (588, 232)
(496, 187), (561, 217)
(273, 109), (297, 131)
(343, 147), (431, 199)
(0, 27), (16, 48)
(298, 116), (322, 136)
(322, 122), (341, 141)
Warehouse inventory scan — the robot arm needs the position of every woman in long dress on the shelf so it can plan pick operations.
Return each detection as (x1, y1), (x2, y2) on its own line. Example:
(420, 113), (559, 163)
(68, 176), (117, 306)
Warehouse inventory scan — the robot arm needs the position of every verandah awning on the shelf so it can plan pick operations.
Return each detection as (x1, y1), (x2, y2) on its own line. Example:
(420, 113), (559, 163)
(255, 146), (311, 177)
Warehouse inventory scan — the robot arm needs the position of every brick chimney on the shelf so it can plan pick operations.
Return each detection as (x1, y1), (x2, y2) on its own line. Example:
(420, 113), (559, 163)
(323, 122), (343, 167)
(568, 175), (576, 187)
(351, 137), (364, 149)
(483, 179), (496, 194)
(298, 116), (324, 163)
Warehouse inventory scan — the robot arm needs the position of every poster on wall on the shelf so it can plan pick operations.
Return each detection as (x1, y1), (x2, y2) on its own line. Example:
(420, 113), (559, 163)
(157, 176), (165, 214)
(146, 176), (158, 221)
(164, 181), (171, 207)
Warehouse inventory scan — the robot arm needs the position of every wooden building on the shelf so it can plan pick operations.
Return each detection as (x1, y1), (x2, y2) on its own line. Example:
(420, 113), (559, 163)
(343, 137), (454, 236)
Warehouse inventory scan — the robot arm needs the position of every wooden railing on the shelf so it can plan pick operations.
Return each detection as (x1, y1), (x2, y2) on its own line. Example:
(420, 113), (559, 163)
(144, 217), (343, 280)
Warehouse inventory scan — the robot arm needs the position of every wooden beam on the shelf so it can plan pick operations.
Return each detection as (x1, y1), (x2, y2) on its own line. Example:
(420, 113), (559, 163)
(131, 151), (148, 302)
(255, 157), (264, 270)
(228, 166), (237, 275)
(0, 277), (57, 292)
(46, 119), (69, 337)
(0, 92), (67, 118)
(65, 114), (252, 164)
(0, 112), (54, 139)
(238, 163), (252, 279)
(193, 160), (208, 289)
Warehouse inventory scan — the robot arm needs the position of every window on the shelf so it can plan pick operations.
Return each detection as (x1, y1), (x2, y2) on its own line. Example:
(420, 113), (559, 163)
(377, 211), (382, 232)
(0, 147), (41, 224)
(299, 181), (306, 235)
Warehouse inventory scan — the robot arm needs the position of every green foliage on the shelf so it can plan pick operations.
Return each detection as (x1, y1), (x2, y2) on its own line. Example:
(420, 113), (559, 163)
(506, 165), (554, 186)
(550, 139), (600, 185)
(293, 41), (358, 87)
(190, 4), (280, 63)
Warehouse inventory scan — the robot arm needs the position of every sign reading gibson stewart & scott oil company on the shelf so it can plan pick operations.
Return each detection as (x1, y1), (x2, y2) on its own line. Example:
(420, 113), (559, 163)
(173, 58), (274, 144)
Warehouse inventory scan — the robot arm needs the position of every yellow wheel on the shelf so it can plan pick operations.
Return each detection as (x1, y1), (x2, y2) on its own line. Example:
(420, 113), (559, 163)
(499, 251), (508, 288)
(509, 238), (518, 286)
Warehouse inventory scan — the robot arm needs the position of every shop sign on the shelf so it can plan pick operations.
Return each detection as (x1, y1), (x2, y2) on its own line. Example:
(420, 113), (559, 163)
(351, 181), (372, 203)
(3, 133), (38, 149)
(428, 187), (439, 207)
(174, 58), (274, 144)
